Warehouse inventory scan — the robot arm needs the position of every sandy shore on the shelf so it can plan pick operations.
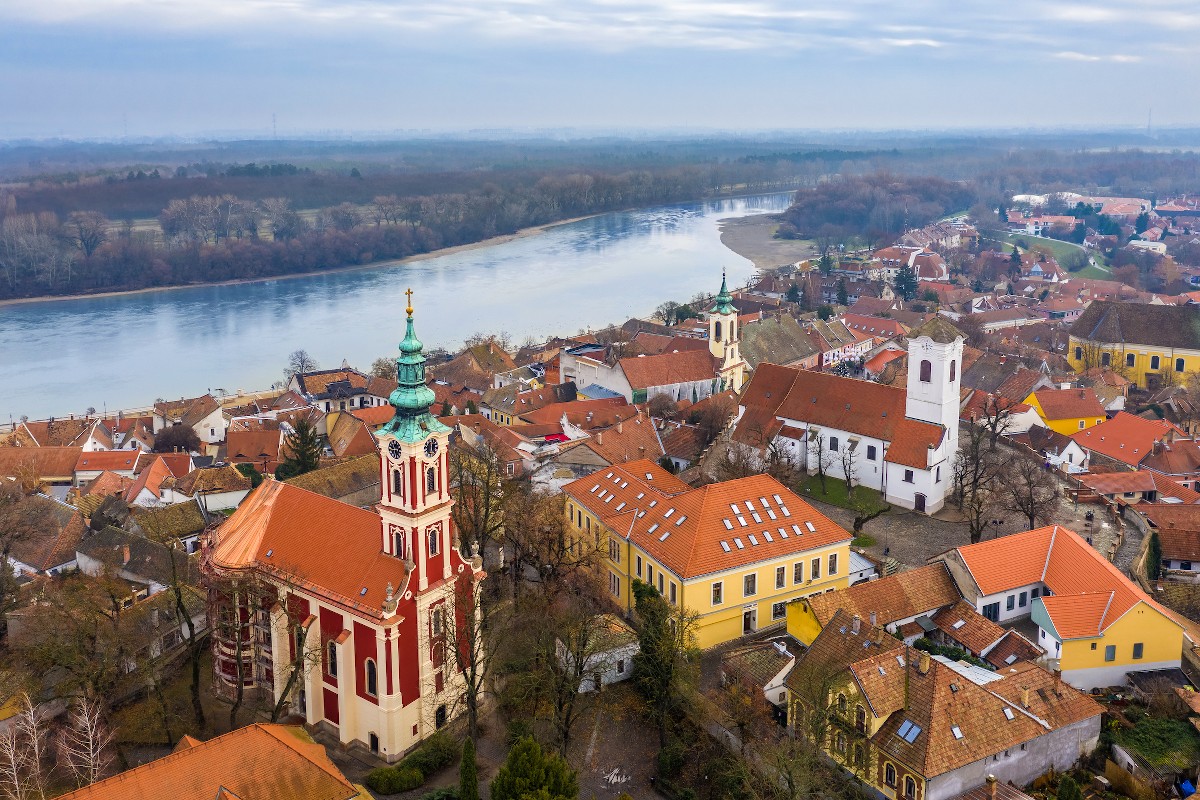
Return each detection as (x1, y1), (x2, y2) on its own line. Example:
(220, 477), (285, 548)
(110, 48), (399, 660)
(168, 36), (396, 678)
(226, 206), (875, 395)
(718, 213), (816, 272)
(0, 214), (600, 308)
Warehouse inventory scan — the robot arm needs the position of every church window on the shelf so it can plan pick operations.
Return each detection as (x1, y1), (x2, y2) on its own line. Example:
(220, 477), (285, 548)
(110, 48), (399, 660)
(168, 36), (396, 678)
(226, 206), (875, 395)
(426, 466), (437, 493)
(1178, 358), (1186, 372)
(714, 320), (722, 341)
(919, 360), (932, 383)
(395, 530), (407, 560)
(1126, 353), (1135, 367)
(431, 607), (445, 637)
(1151, 355), (1161, 370)
(949, 360), (956, 382)
(392, 468), (403, 497)
(327, 641), (338, 678)
(428, 528), (441, 556)
(1101, 352), (1111, 367)
(365, 659), (378, 697)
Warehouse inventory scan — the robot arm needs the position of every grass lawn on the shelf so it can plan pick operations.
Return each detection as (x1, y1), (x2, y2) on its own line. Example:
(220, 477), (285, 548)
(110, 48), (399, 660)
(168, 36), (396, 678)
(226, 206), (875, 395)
(987, 232), (1110, 272)
(797, 474), (888, 515)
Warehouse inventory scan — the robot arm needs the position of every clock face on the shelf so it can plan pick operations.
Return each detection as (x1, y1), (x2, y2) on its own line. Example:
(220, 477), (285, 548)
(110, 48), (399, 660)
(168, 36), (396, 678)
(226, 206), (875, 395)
(388, 440), (402, 459)
(424, 438), (439, 458)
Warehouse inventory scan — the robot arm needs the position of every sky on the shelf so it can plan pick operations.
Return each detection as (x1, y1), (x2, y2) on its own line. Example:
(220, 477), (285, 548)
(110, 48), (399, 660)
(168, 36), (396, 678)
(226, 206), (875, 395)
(2, 0), (1199, 138)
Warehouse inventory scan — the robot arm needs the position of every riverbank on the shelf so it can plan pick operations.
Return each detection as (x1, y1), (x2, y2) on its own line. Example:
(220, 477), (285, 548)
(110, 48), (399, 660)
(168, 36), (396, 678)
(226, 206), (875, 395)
(717, 213), (816, 271)
(0, 213), (604, 308)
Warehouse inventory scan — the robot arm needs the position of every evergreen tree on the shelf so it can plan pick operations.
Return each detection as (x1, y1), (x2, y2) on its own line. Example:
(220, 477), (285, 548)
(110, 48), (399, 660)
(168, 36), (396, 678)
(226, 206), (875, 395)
(460, 736), (479, 800)
(276, 418), (322, 479)
(1135, 212), (1151, 234)
(893, 264), (918, 301)
(785, 283), (801, 304)
(818, 252), (834, 275)
(1010, 245), (1022, 266)
(1057, 775), (1082, 800)
(836, 278), (848, 306)
(465, 400), (478, 415)
(441, 400), (452, 417)
(1148, 532), (1163, 581)
(490, 737), (578, 800)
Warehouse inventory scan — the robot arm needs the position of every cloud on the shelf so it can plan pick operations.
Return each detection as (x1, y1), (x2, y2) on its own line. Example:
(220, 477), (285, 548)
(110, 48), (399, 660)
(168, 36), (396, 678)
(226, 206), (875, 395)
(1054, 50), (1142, 63)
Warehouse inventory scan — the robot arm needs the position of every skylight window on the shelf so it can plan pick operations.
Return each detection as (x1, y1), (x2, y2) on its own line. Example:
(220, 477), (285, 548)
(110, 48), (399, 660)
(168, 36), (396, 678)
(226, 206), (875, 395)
(736, 516), (747, 527)
(675, 515), (687, 526)
(878, 666), (886, 675)
(734, 538), (745, 549)
(952, 619), (966, 630)
(1005, 654), (1019, 665)
(766, 509), (777, 520)
(645, 472), (653, 480)
(649, 500), (658, 507)
(897, 721), (922, 743)
(772, 494), (783, 504)
(620, 481), (628, 488)
(659, 530), (670, 542)
(792, 524), (803, 536)
(759, 497), (770, 508)
(951, 726), (963, 740)
(805, 522), (817, 533)
(359, 587), (369, 596)
(762, 530), (773, 542)
(730, 503), (741, 513)
(664, 508), (674, 518)
(748, 534), (759, 546)
(780, 505), (791, 517)
(615, 502), (626, 511)
(723, 519), (733, 530)
(752, 512), (762, 523)
(1003, 708), (1014, 721)
(778, 527), (788, 538)
(605, 472), (613, 479)
(265, 549), (274, 558)
(648, 523), (659, 534)
(897, 721), (913, 739)
(636, 492), (645, 499)
(744, 499), (756, 510)
(721, 541), (731, 553)
(590, 485), (600, 493)
(896, 655), (905, 666)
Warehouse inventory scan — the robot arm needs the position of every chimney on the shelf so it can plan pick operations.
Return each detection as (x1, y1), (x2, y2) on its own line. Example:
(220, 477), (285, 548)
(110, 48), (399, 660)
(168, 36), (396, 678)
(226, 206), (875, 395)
(1020, 687), (1030, 708)
(851, 615), (861, 635)
(638, 446), (646, 458)
(121, 544), (131, 565)
(869, 611), (878, 627)
(617, 419), (624, 434)
(917, 650), (931, 675)
(986, 775), (997, 800)
(872, 627), (885, 645)
(597, 431), (603, 445)
(999, 354), (1006, 365)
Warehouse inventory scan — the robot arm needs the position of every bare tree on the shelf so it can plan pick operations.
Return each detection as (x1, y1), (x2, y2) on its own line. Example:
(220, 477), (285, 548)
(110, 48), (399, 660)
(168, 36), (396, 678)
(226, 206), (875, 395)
(806, 429), (836, 493)
(65, 212), (109, 258)
(57, 699), (115, 789)
(0, 693), (49, 800)
(450, 439), (510, 567)
(971, 393), (1018, 450)
(284, 349), (319, 384)
(369, 356), (398, 381)
(954, 424), (1003, 543)
(1000, 454), (1059, 530)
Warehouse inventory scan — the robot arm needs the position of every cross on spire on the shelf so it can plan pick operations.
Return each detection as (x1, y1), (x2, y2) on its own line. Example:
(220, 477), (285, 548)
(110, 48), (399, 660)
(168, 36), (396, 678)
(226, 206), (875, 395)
(405, 287), (414, 317)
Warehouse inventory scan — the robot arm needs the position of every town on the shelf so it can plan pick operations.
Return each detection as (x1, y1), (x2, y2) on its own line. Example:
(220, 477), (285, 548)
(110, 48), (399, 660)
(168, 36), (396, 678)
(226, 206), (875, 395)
(2, 189), (1200, 800)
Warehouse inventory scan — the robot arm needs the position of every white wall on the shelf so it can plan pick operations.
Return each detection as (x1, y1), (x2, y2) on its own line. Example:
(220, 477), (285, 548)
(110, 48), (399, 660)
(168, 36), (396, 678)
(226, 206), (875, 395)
(974, 583), (1045, 624)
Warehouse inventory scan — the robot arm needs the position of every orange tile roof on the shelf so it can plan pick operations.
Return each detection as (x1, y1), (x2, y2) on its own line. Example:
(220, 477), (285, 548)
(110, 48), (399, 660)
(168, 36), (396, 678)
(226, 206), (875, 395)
(586, 414), (664, 464)
(931, 600), (1006, 655)
(1031, 388), (1105, 421)
(210, 480), (407, 620)
(863, 349), (906, 374)
(983, 630), (1043, 670)
(125, 456), (174, 503)
(1077, 470), (1200, 502)
(84, 470), (133, 498)
(954, 525), (1173, 639)
(618, 349), (717, 390)
(1070, 411), (1184, 467)
(519, 397), (632, 428)
(805, 564), (961, 629)
(156, 452), (195, 478)
(349, 405), (397, 427)
(11, 501), (86, 572)
(327, 414), (377, 458)
(75, 450), (144, 473)
(55, 723), (359, 800)
(988, 660), (1103, 730)
(0, 446), (83, 480)
(564, 459), (850, 579)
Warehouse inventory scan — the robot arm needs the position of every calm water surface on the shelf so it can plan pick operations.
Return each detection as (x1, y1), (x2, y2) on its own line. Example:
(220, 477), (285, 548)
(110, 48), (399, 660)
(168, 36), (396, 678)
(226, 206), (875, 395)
(0, 193), (792, 421)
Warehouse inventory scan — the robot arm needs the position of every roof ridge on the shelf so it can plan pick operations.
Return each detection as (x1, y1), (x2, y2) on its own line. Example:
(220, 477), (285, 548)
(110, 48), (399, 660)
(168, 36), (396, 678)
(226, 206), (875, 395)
(1041, 526), (1057, 582)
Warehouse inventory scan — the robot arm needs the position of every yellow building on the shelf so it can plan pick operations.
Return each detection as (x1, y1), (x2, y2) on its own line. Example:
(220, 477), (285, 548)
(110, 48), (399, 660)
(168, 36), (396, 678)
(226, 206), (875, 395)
(1068, 300), (1200, 390)
(1024, 387), (1106, 435)
(940, 524), (1185, 690)
(563, 459), (851, 650)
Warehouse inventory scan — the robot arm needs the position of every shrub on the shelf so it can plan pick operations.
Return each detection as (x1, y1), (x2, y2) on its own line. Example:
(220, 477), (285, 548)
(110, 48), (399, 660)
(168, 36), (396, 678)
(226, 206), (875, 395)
(402, 731), (458, 777)
(366, 766), (424, 795)
(506, 719), (534, 747)
(420, 789), (461, 800)
(657, 738), (687, 780)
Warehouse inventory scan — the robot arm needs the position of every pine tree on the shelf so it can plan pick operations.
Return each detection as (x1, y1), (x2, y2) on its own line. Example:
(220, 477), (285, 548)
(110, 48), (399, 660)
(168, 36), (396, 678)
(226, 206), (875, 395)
(276, 418), (322, 479)
(1148, 532), (1162, 581)
(490, 737), (578, 800)
(836, 278), (848, 306)
(460, 737), (479, 800)
(441, 400), (452, 417)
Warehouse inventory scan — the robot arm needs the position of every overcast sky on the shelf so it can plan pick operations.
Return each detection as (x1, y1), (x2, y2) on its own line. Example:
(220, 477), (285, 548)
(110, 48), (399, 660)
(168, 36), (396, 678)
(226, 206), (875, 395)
(3, 0), (1197, 138)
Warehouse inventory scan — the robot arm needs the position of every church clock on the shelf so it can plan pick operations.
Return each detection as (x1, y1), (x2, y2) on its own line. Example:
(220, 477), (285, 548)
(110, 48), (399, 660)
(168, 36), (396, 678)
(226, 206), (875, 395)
(388, 439), (402, 459)
(424, 438), (439, 458)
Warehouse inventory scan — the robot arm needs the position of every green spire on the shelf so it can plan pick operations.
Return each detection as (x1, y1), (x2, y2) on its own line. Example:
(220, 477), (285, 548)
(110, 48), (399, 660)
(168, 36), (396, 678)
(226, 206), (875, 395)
(711, 270), (735, 315)
(380, 289), (450, 443)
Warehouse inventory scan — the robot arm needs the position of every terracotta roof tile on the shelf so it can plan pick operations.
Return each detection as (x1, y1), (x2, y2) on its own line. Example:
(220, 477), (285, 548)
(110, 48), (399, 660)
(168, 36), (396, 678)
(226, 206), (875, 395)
(564, 460), (850, 579)
(55, 723), (358, 800)
(285, 454), (380, 501)
(75, 450), (144, 474)
(0, 446), (83, 480)
(982, 630), (1043, 670)
(619, 349), (717, 390)
(804, 564), (960, 629)
(1070, 411), (1183, 467)
(1031, 388), (1105, 421)
(931, 600), (1006, 655)
(1071, 300), (1200, 350)
(10, 500), (86, 572)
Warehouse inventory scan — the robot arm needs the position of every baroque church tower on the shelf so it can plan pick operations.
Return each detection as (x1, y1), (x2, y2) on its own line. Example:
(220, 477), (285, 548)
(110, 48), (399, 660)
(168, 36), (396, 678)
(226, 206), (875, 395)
(708, 272), (747, 391)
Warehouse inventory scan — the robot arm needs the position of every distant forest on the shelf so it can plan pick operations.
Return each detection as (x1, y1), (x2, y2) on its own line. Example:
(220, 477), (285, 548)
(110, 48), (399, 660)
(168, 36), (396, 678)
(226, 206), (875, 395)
(2, 134), (1200, 300)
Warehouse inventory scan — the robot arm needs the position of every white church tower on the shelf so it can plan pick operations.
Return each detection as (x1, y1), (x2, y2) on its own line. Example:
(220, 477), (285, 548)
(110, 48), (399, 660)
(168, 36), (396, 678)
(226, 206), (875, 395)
(905, 317), (965, 457)
(708, 271), (747, 391)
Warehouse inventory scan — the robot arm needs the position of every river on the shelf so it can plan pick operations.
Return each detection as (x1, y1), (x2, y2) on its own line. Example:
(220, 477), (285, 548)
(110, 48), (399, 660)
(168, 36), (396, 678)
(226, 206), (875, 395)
(0, 192), (793, 422)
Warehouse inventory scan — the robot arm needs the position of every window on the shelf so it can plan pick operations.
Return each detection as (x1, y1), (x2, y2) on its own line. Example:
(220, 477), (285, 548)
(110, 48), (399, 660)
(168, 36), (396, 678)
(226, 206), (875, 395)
(426, 466), (437, 493)
(1104, 645), (1116, 662)
(772, 601), (786, 620)
(647, 565), (653, 584)
(829, 436), (839, 452)
(608, 539), (621, 563)
(905, 777), (917, 800)
(1006, 595), (1015, 611)
(636, 555), (643, 577)
(949, 360), (956, 382)
(983, 602), (999, 621)
(392, 469), (403, 496)
(828, 553), (838, 575)
(1090, 642), (1097, 650)
(867, 445), (877, 461)
(669, 582), (677, 605)
(1018, 591), (1027, 608)
(431, 607), (445, 636)
(658, 573), (664, 595)
(1074, 346), (1083, 361)
(428, 529), (440, 556)
(835, 732), (846, 753)
(885, 764), (897, 788)
(395, 530), (407, 560)
(811, 557), (821, 580)
(609, 572), (620, 597)
(365, 659), (378, 697)
(1151, 355), (1161, 370)
(794, 562), (803, 584)
(935, 465), (941, 483)
(617, 659), (626, 674)
(1101, 352), (1111, 368)
(776, 566), (786, 589)
(1133, 642), (1144, 660)
(855, 705), (866, 733)
(854, 743), (865, 767)
(1178, 358), (1187, 373)
(744, 574), (757, 596)
(919, 359), (932, 383)
(1031, 587), (1040, 599)
(712, 582), (723, 605)
(1079, 420), (1086, 430)
(903, 469), (914, 483)
(327, 641), (338, 678)
(837, 694), (847, 714)
(1126, 353), (1136, 368)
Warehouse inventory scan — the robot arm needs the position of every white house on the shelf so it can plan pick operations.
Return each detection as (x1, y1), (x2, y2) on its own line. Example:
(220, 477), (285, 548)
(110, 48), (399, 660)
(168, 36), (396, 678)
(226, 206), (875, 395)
(557, 614), (640, 693)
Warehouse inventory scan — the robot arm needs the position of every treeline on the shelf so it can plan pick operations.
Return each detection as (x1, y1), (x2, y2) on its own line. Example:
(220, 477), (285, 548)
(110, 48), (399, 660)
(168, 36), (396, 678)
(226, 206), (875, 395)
(0, 164), (802, 299)
(778, 173), (977, 245)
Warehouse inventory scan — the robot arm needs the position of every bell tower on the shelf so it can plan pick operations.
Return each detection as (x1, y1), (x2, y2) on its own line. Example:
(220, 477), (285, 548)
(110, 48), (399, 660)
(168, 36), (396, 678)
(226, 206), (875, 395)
(377, 289), (455, 591)
(709, 271), (747, 390)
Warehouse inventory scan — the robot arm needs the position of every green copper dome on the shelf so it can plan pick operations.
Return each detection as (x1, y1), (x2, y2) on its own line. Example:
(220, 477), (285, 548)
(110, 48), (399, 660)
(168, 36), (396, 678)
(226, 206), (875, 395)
(711, 271), (735, 315)
(380, 291), (450, 444)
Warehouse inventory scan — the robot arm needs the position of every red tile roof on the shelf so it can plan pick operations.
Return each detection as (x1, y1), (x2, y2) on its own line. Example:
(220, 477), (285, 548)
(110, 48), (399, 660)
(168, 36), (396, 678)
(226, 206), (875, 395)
(0, 446), (84, 480)
(931, 600), (1006, 655)
(804, 564), (960, 629)
(1031, 388), (1105, 421)
(619, 349), (717, 390)
(564, 460), (851, 579)
(75, 450), (144, 474)
(1070, 411), (1184, 467)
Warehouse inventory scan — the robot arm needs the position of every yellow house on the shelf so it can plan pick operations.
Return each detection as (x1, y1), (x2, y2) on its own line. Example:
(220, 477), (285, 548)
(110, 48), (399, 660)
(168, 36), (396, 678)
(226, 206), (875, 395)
(563, 459), (851, 650)
(940, 524), (1185, 690)
(1069, 300), (1200, 390)
(1024, 387), (1106, 435)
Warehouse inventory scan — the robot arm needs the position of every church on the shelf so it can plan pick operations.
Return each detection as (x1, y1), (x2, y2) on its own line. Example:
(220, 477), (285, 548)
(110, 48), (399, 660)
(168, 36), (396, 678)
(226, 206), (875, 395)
(203, 293), (483, 762)
(732, 317), (964, 514)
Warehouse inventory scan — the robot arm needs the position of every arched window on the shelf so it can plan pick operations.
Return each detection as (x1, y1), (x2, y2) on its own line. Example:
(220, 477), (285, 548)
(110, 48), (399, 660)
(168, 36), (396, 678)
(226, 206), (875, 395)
(884, 763), (897, 787)
(835, 731), (846, 752)
(327, 641), (338, 678)
(905, 776), (917, 800)
(855, 705), (866, 733)
(1178, 358), (1186, 373)
(853, 743), (865, 767)
(714, 320), (723, 342)
(837, 693), (847, 714)
(919, 360), (932, 383)
(1101, 352), (1111, 367)
(426, 466), (437, 493)
(392, 468), (403, 496)
(395, 530), (407, 560)
(948, 359), (956, 382)
(365, 658), (378, 697)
